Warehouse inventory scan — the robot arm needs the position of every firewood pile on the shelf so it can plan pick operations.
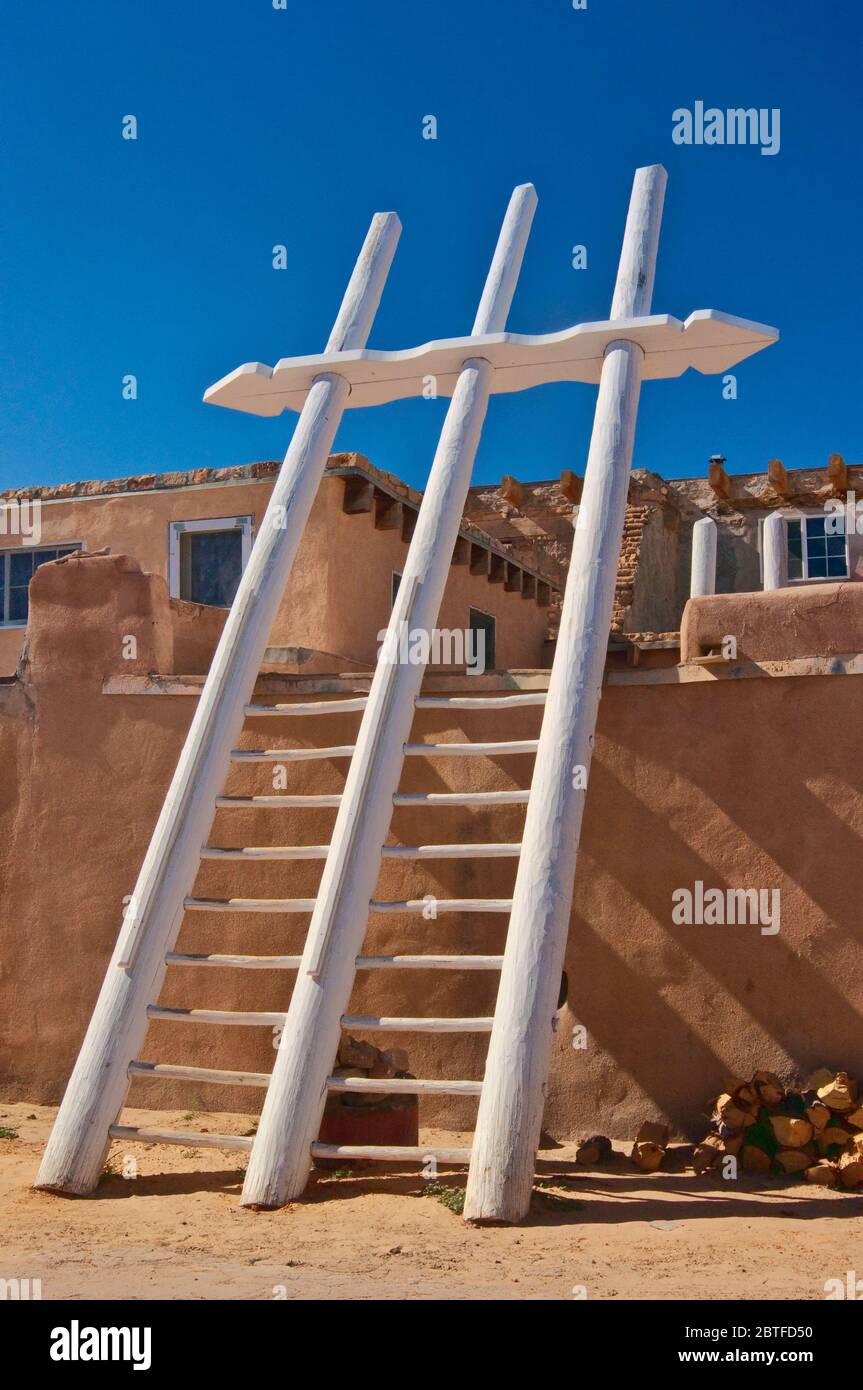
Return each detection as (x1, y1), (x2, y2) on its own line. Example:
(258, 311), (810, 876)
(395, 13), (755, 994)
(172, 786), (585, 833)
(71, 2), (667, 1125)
(332, 1035), (412, 1105)
(693, 1068), (863, 1188)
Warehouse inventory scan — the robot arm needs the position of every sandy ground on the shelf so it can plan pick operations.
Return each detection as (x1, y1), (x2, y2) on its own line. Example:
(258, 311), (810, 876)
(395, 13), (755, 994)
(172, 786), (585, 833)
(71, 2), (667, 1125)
(2, 1101), (862, 1301)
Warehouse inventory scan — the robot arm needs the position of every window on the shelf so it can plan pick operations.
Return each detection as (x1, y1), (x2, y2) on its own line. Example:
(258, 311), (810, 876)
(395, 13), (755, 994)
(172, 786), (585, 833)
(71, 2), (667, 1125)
(168, 517), (253, 608)
(468, 607), (496, 674)
(786, 515), (848, 581)
(0, 544), (82, 626)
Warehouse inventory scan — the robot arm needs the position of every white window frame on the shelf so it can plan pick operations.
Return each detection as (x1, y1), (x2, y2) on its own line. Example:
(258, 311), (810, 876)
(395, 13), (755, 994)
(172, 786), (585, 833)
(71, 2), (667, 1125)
(780, 510), (849, 584)
(0, 541), (85, 628)
(168, 516), (254, 604)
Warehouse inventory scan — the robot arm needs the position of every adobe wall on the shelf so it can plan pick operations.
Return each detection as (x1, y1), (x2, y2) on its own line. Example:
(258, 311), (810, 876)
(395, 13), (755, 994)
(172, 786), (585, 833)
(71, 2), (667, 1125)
(3, 563), (863, 1142)
(0, 471), (550, 676)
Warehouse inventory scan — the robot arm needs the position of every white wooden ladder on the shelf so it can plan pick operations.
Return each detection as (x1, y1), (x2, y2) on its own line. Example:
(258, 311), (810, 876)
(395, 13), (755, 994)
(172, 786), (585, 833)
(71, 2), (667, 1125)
(37, 168), (777, 1222)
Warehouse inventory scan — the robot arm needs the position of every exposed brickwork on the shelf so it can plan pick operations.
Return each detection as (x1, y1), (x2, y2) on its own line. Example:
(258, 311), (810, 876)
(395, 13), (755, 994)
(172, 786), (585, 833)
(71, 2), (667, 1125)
(612, 502), (651, 633)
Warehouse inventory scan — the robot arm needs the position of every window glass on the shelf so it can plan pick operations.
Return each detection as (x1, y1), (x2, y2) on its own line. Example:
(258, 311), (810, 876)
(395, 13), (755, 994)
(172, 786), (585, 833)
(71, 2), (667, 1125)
(787, 519), (803, 580)
(1, 544), (82, 624)
(183, 529), (243, 607)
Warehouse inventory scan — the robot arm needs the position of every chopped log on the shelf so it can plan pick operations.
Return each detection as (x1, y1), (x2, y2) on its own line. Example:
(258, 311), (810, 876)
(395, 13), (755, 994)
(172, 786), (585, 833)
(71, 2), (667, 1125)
(722, 1075), (748, 1096)
(827, 452), (848, 492)
(636, 1120), (670, 1148)
(716, 1093), (757, 1129)
(724, 1131), (745, 1157)
(767, 459), (788, 497)
(838, 1150), (863, 1189)
(734, 1083), (758, 1109)
(742, 1145), (772, 1173)
(817, 1071), (857, 1112)
(805, 1102), (831, 1133)
(775, 1149), (813, 1175)
(632, 1141), (665, 1172)
(575, 1135), (613, 1166)
(770, 1115), (813, 1149)
(804, 1163), (838, 1186)
(382, 1047), (409, 1072)
(692, 1134), (724, 1173)
(338, 1036), (379, 1069)
(845, 1104), (863, 1130)
(806, 1066), (837, 1092)
(817, 1125), (852, 1157)
(752, 1070), (785, 1107)
(500, 475), (523, 508)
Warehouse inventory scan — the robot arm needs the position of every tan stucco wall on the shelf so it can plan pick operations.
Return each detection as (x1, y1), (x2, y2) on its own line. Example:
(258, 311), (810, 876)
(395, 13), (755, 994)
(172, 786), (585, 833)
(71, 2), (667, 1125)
(3, 565), (863, 1141)
(0, 473), (550, 675)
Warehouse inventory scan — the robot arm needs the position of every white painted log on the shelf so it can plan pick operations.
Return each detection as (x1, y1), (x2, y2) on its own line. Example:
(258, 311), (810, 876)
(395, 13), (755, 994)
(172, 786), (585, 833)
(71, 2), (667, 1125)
(340, 1015), (494, 1032)
(242, 185), (538, 1210)
(327, 1077), (482, 1095)
(108, 1125), (252, 1152)
(369, 898), (513, 914)
(403, 739), (538, 756)
(164, 950), (503, 971)
(690, 516), (718, 597)
(230, 745), (354, 761)
(416, 693), (547, 709)
(35, 211), (401, 1196)
(129, 1061), (271, 1087)
(310, 1143), (470, 1163)
(203, 842), (518, 860)
(393, 789), (529, 806)
(166, 952), (302, 969)
(356, 954), (503, 970)
(464, 165), (668, 1225)
(183, 896), (317, 913)
(763, 510), (788, 589)
(146, 1006), (285, 1026)
(216, 793), (343, 808)
(244, 698), (369, 715)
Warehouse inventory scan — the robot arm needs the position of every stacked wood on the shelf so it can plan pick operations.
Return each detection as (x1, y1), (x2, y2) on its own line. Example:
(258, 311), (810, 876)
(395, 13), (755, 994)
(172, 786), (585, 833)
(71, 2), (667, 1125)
(692, 1067), (863, 1188)
(575, 1135), (613, 1166)
(333, 1037), (412, 1107)
(631, 1121), (670, 1172)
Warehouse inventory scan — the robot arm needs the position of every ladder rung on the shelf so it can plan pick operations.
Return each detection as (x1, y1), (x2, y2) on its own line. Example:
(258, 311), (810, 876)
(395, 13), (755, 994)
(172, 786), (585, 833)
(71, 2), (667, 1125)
(109, 1124), (252, 1152)
(327, 1077), (482, 1095)
(147, 1005), (285, 1026)
(201, 845), (329, 860)
(215, 794), (342, 808)
(416, 693), (546, 709)
(230, 746), (355, 762)
(129, 1060), (270, 1087)
(164, 951), (502, 971)
(340, 1014), (493, 1032)
(166, 951), (302, 969)
(184, 897), (316, 913)
(215, 791), (530, 808)
(242, 694), (546, 715)
(311, 1142), (471, 1163)
(201, 842), (520, 861)
(245, 698), (368, 716)
(370, 899), (512, 914)
(358, 954), (503, 970)
(394, 790), (529, 806)
(404, 740), (538, 757)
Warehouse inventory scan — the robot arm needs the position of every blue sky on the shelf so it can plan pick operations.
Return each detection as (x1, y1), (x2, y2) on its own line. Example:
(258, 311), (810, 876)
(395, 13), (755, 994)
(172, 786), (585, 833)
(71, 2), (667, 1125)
(2, 0), (860, 492)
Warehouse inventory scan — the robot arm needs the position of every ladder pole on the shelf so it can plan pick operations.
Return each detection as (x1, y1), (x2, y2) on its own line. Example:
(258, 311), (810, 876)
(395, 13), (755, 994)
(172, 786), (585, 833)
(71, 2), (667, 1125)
(35, 211), (401, 1197)
(241, 183), (538, 1210)
(464, 165), (667, 1224)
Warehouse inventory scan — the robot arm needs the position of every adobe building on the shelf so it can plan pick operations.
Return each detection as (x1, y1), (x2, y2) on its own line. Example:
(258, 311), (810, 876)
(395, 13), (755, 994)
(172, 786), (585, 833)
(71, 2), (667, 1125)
(2, 448), (863, 1143)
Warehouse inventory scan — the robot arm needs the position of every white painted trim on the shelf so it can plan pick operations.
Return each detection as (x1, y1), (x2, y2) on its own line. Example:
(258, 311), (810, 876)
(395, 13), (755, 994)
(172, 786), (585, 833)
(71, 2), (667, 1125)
(204, 309), (777, 416)
(167, 515), (254, 602)
(0, 540), (85, 627)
